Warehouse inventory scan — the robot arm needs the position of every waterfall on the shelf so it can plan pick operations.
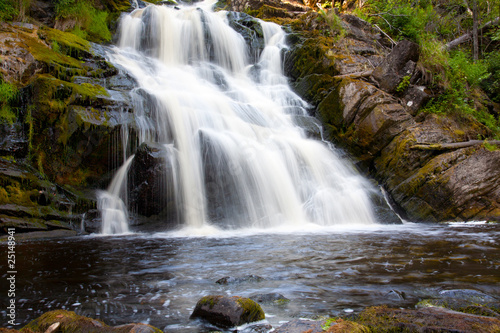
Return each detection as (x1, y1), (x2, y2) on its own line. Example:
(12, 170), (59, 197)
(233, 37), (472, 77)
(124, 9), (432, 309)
(99, 0), (377, 233)
(99, 156), (134, 234)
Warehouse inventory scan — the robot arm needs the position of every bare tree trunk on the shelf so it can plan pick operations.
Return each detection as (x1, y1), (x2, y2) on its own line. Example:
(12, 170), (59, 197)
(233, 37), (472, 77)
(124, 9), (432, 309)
(445, 17), (500, 50)
(473, 0), (479, 61)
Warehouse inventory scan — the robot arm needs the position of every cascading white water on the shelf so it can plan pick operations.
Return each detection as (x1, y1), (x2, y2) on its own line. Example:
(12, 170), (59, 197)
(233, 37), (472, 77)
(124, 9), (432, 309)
(100, 0), (377, 233)
(99, 156), (134, 234)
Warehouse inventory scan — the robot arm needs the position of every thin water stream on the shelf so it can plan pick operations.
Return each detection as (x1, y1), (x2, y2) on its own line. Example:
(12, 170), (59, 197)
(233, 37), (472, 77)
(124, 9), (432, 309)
(1, 223), (499, 331)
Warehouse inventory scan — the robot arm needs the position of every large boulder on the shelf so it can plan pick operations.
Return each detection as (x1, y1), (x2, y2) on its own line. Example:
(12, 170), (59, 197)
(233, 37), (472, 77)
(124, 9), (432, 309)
(371, 40), (419, 94)
(190, 295), (265, 328)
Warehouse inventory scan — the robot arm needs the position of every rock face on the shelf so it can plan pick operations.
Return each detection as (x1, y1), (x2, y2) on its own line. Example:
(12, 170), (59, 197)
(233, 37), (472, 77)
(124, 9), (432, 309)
(190, 295), (265, 328)
(279, 10), (500, 222)
(0, 21), (137, 234)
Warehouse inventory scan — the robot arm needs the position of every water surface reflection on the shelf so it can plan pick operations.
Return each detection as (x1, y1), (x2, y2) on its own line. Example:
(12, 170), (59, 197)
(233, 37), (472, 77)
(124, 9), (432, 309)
(1, 223), (499, 332)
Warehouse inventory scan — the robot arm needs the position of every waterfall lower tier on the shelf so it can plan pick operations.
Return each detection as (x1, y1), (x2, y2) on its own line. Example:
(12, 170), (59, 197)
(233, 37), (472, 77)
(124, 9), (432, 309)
(99, 156), (134, 234)
(99, 0), (379, 233)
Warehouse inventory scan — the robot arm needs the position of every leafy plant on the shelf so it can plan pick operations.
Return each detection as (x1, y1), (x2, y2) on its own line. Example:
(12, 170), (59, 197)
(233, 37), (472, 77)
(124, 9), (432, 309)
(0, 78), (18, 124)
(363, 0), (435, 43)
(396, 75), (411, 93)
(481, 52), (500, 103)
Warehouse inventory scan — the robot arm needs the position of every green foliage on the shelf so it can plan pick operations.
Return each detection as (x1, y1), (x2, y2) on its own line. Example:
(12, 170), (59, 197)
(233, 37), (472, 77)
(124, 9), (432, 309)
(448, 51), (490, 89)
(396, 75), (411, 93)
(321, 317), (339, 330)
(363, 0), (436, 42)
(0, 0), (17, 21)
(55, 0), (112, 42)
(481, 52), (500, 103)
(317, 7), (346, 41)
(0, 78), (18, 124)
(422, 50), (500, 138)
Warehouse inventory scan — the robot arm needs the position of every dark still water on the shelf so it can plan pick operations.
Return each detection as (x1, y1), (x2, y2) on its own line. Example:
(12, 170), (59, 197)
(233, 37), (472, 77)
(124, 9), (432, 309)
(1, 223), (499, 332)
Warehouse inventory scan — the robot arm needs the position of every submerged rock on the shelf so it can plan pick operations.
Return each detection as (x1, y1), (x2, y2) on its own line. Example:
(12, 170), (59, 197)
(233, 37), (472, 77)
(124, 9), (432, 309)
(216, 275), (265, 285)
(190, 295), (265, 328)
(250, 292), (290, 305)
(272, 319), (325, 333)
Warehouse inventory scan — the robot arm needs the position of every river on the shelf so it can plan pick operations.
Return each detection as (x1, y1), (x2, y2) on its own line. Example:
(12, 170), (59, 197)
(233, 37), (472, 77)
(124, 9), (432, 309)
(1, 222), (498, 331)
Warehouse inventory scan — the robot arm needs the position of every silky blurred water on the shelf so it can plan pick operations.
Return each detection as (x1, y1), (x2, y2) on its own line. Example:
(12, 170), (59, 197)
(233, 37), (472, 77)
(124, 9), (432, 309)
(1, 222), (499, 331)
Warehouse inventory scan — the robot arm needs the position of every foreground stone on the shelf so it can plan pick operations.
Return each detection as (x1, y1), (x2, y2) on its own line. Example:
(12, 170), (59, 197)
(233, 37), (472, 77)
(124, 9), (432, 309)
(10, 310), (163, 333)
(356, 305), (500, 332)
(190, 295), (265, 328)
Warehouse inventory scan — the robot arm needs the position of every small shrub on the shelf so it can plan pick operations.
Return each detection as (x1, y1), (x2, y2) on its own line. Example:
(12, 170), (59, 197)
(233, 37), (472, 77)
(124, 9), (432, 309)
(317, 7), (345, 41)
(481, 52), (500, 103)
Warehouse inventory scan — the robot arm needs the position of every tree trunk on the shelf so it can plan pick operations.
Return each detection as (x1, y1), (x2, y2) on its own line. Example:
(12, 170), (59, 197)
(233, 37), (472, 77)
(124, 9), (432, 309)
(473, 0), (479, 61)
(445, 17), (500, 51)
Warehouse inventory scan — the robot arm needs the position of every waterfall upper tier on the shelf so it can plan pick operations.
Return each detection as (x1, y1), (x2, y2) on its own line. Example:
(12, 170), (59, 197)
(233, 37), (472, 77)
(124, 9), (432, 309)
(99, 0), (378, 233)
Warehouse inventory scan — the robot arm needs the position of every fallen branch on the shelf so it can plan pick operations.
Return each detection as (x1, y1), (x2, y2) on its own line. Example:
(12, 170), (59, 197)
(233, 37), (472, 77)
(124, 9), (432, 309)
(373, 24), (397, 46)
(411, 140), (500, 151)
(334, 70), (373, 79)
(445, 17), (500, 51)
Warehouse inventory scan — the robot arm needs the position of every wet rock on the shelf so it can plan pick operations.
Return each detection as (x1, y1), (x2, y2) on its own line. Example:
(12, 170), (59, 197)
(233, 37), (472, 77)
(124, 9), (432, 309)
(216, 275), (264, 285)
(356, 305), (500, 333)
(20, 310), (163, 333)
(238, 323), (273, 333)
(273, 319), (325, 333)
(292, 115), (323, 139)
(190, 295), (265, 328)
(372, 40), (419, 94)
(0, 123), (28, 158)
(0, 158), (89, 234)
(227, 12), (265, 63)
(250, 292), (290, 305)
(417, 289), (500, 318)
(128, 142), (179, 221)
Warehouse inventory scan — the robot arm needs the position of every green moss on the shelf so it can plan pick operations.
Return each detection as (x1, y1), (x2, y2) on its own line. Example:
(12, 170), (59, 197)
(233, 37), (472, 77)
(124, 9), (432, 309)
(38, 26), (90, 59)
(235, 297), (265, 322)
(199, 296), (219, 309)
(483, 141), (500, 151)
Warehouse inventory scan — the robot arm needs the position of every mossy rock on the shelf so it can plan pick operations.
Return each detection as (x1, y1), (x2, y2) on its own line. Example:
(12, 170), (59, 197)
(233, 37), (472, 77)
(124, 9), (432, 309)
(20, 309), (163, 333)
(191, 295), (265, 328)
(354, 305), (500, 333)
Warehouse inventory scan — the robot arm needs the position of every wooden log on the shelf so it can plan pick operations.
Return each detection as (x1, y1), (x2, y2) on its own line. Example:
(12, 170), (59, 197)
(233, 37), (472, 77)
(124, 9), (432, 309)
(445, 17), (500, 51)
(410, 140), (500, 151)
